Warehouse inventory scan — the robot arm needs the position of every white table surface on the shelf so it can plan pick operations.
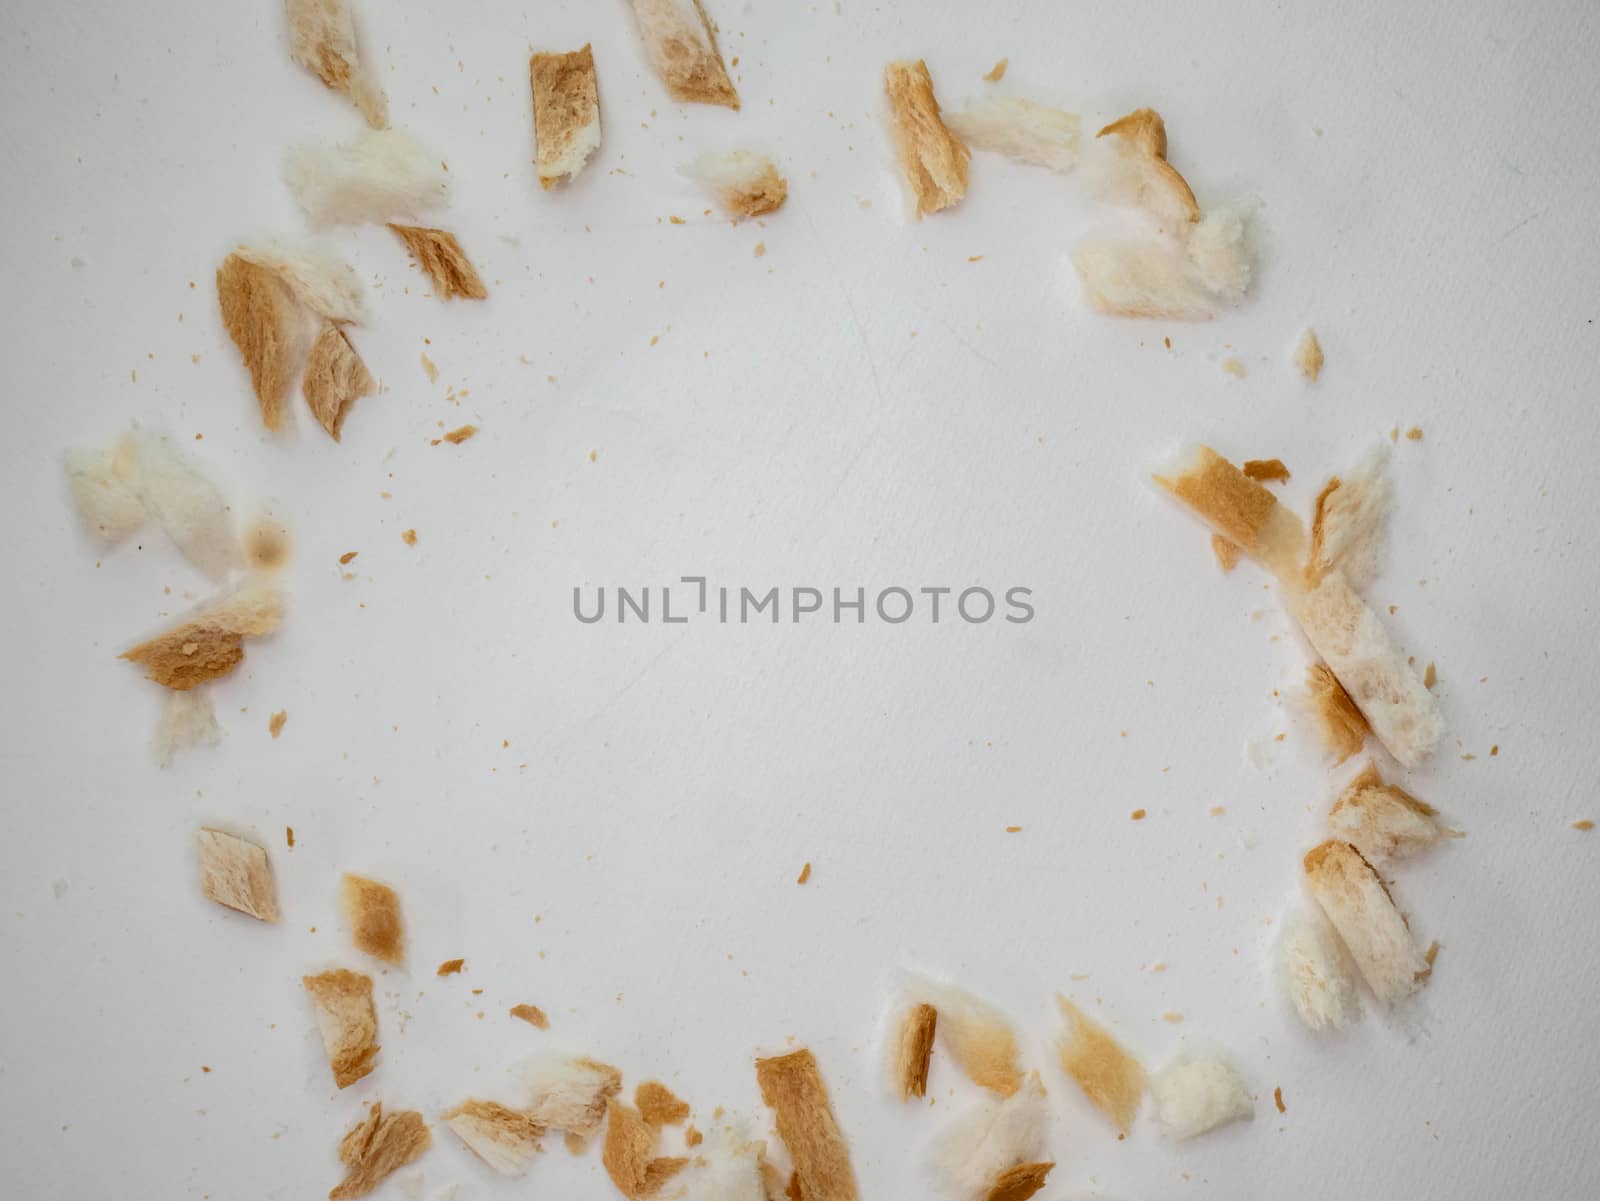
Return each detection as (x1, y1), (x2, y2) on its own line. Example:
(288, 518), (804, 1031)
(3, 1), (1598, 1198)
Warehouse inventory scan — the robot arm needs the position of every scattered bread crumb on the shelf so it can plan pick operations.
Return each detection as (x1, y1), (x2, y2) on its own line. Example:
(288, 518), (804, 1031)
(983, 58), (1008, 83)
(304, 969), (380, 1088)
(756, 1049), (858, 1201)
(1329, 762), (1457, 863)
(1574, 820), (1594, 831)
(1294, 327), (1324, 381)
(1241, 458), (1290, 482)
(1278, 904), (1362, 1031)
(901, 975), (1022, 1097)
(526, 1055), (623, 1136)
(945, 97), (1079, 174)
(1303, 840), (1429, 1005)
(285, 0), (388, 128)
(197, 828), (278, 922)
(603, 1100), (687, 1198)
(687, 150), (789, 217)
(530, 46), (602, 189)
(1055, 997), (1144, 1136)
(402, 529), (418, 546)
(1092, 107), (1198, 224)
(889, 1002), (937, 1101)
(420, 353), (438, 382)
(1130, 808), (1147, 821)
(684, 1124), (703, 1148)
(388, 225), (487, 300)
(884, 60), (969, 218)
(984, 1162), (1053, 1201)
(329, 1103), (431, 1200)
(122, 585), (286, 691)
(436, 959), (465, 977)
(1220, 357), (1246, 378)
(796, 862), (812, 885)
(287, 826), (296, 847)
(1274, 1086), (1286, 1113)
(636, 1082), (690, 1126)
(268, 709), (288, 738)
(627, 0), (739, 109)
(217, 253), (304, 431)
(1406, 427), (1423, 441)
(1150, 1053), (1253, 1140)
(342, 873), (405, 965)
(304, 324), (376, 440)
(441, 1100), (545, 1176)
(441, 424), (478, 445)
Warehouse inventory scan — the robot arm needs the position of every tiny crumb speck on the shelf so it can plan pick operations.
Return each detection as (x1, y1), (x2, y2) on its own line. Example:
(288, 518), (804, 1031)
(285, 826), (295, 848)
(1131, 808), (1147, 821)
(1005, 825), (1021, 833)
(796, 862), (812, 885)
(1221, 357), (1247, 378)
(402, 529), (418, 546)
(421, 352), (438, 383)
(1575, 820), (1595, 831)
(339, 551), (359, 565)
(1274, 1086), (1286, 1113)
(437, 958), (466, 976)
(1406, 426), (1424, 440)
(268, 710), (287, 739)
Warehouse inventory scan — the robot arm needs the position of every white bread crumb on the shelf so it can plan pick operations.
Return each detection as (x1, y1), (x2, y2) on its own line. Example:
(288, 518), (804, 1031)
(196, 828), (278, 921)
(1309, 446), (1391, 592)
(1279, 904), (1363, 1031)
(235, 240), (367, 324)
(927, 1072), (1048, 1201)
(1074, 205), (1252, 321)
(1304, 840), (1430, 1006)
(944, 96), (1080, 173)
(1150, 1053), (1253, 1140)
(524, 1054), (623, 1136)
(686, 150), (789, 218)
(441, 1100), (545, 1176)
(285, 0), (388, 128)
(1295, 327), (1324, 381)
(153, 689), (223, 766)
(283, 129), (449, 227)
(122, 430), (241, 584)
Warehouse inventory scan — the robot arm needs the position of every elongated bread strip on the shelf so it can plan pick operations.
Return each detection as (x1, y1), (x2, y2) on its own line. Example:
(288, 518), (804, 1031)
(885, 60), (969, 217)
(628, 0), (739, 109)
(531, 46), (602, 188)
(1303, 839), (1429, 1005)
(1154, 445), (1306, 582)
(218, 253), (305, 430)
(889, 1001), (937, 1100)
(197, 828), (278, 921)
(1055, 997), (1143, 1136)
(442, 1100), (545, 1176)
(330, 1103), (431, 1200)
(388, 224), (487, 300)
(286, 0), (388, 128)
(755, 1049), (858, 1201)
(304, 324), (376, 440)
(304, 969), (379, 1087)
(121, 586), (285, 690)
(1291, 571), (1443, 767)
(944, 96), (1079, 173)
(901, 975), (1022, 1096)
(1329, 763), (1456, 862)
(1278, 904), (1362, 1031)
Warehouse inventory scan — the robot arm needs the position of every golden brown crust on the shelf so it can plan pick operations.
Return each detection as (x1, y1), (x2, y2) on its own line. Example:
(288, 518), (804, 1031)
(1155, 446), (1276, 552)
(1328, 762), (1454, 862)
(121, 589), (286, 691)
(342, 873), (405, 965)
(602, 1100), (686, 1198)
(1296, 328), (1325, 381)
(1242, 458), (1291, 482)
(303, 969), (379, 1088)
(197, 828), (279, 922)
(1056, 997), (1144, 1136)
(634, 0), (739, 109)
(755, 1048), (858, 1201)
(441, 424), (478, 445)
(1095, 108), (1199, 222)
(635, 1081), (690, 1126)
(530, 46), (600, 189)
(329, 1103), (430, 1200)
(892, 1002), (937, 1100)
(509, 1003), (550, 1029)
(217, 253), (303, 430)
(303, 324), (375, 440)
(436, 958), (465, 976)
(1210, 534), (1241, 573)
(985, 1162), (1054, 1201)
(884, 60), (969, 218)
(441, 1099), (545, 1173)
(387, 224), (488, 300)
(1306, 663), (1370, 763)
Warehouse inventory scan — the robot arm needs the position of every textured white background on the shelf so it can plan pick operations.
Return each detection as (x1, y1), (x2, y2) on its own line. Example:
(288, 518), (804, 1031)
(2, 1), (1598, 1198)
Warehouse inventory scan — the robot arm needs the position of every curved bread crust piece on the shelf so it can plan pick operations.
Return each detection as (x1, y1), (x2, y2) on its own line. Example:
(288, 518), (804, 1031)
(929, 1073), (1048, 1201)
(329, 1103), (431, 1200)
(629, 0), (739, 109)
(218, 253), (304, 430)
(689, 150), (789, 217)
(1329, 762), (1455, 863)
(1291, 571), (1444, 767)
(388, 224), (487, 300)
(885, 60), (969, 218)
(442, 1100), (545, 1176)
(602, 1100), (687, 1198)
(1279, 904), (1362, 1031)
(945, 96), (1079, 174)
(341, 873), (405, 964)
(531, 46), (601, 188)
(1154, 445), (1306, 581)
(525, 1055), (623, 1136)
(285, 0), (388, 128)
(1150, 1053), (1253, 1141)
(1055, 997), (1144, 1136)
(1304, 662), (1371, 764)
(303, 969), (379, 1087)
(755, 1048), (859, 1201)
(889, 1001), (937, 1100)
(121, 586), (286, 691)
(1303, 839), (1429, 1005)
(1094, 107), (1199, 224)
(304, 324), (376, 440)
(197, 828), (278, 921)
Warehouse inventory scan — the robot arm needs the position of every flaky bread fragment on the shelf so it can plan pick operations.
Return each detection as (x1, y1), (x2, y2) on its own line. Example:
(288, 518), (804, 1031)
(1074, 205), (1252, 321)
(687, 150), (789, 217)
(197, 828), (278, 921)
(755, 1048), (859, 1201)
(1295, 327), (1324, 381)
(1149, 1053), (1252, 1140)
(303, 969), (380, 1087)
(944, 96), (1079, 174)
(121, 585), (285, 690)
(1242, 458), (1291, 482)
(531, 46), (602, 189)
(441, 1100), (545, 1176)
(1308, 447), (1391, 591)
(1279, 904), (1362, 1031)
(65, 436), (144, 546)
(1055, 997), (1143, 1136)
(1291, 571), (1443, 767)
(125, 430), (242, 582)
(636, 1081), (690, 1126)
(929, 1073), (1049, 1201)
(1154, 445), (1307, 582)
(1329, 763), (1457, 863)
(900, 975), (1022, 1097)
(304, 324), (376, 440)
(525, 1055), (623, 1136)
(342, 873), (405, 964)
(235, 240), (367, 324)
(284, 129), (450, 227)
(628, 0), (739, 109)
(1303, 840), (1430, 1006)
(155, 689), (224, 765)
(387, 225), (487, 300)
(604, 1100), (688, 1198)
(1091, 108), (1198, 226)
(510, 1003), (549, 1029)
(683, 1130), (771, 1201)
(885, 60), (969, 218)
(286, 0), (388, 128)
(330, 1103), (431, 1200)
(1303, 662), (1371, 764)
(218, 253), (306, 431)
(888, 1001), (937, 1101)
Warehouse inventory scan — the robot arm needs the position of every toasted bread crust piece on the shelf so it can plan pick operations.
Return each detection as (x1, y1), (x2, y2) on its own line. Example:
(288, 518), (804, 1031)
(1303, 839), (1430, 1005)
(122, 587), (286, 691)
(629, 0), (740, 109)
(693, 151), (789, 217)
(1056, 997), (1144, 1136)
(756, 1049), (858, 1201)
(891, 1002), (938, 1100)
(1095, 108), (1199, 223)
(388, 224), (487, 300)
(1305, 663), (1370, 763)
(603, 1100), (687, 1198)
(1242, 458), (1290, 482)
(885, 60), (969, 218)
(531, 46), (601, 188)
(304, 969), (380, 1087)
(1154, 446), (1307, 582)
(635, 1081), (690, 1126)
(304, 324), (376, 440)
(341, 873), (405, 964)
(985, 1162), (1054, 1201)
(329, 1103), (430, 1200)
(218, 253), (303, 430)
(527, 1056), (624, 1136)
(442, 1099), (546, 1176)
(1329, 762), (1456, 862)
(197, 828), (279, 921)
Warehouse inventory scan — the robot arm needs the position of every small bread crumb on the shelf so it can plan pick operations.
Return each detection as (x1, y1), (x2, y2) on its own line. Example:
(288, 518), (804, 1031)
(441, 1099), (544, 1176)
(442, 424), (478, 445)
(402, 529), (418, 546)
(636, 1081), (690, 1126)
(1221, 357), (1247, 378)
(1424, 662), (1438, 689)
(1274, 1086), (1286, 1113)
(1573, 820), (1594, 831)
(1406, 427), (1423, 440)
(985, 1162), (1052, 1201)
(1210, 534), (1241, 573)
(286, 826), (296, 847)
(342, 873), (405, 965)
(340, 551), (359, 565)
(1130, 808), (1146, 821)
(388, 225), (487, 300)
(1055, 997), (1144, 1136)
(510, 1003), (550, 1028)
(304, 323), (376, 440)
(329, 1104), (431, 1200)
(123, 586), (285, 691)
(983, 58), (1008, 83)
(269, 710), (288, 738)
(797, 862), (812, 885)
(684, 1124), (702, 1147)
(436, 959), (465, 977)
(1294, 327), (1324, 381)
(1241, 458), (1290, 482)
(197, 828), (279, 922)
(421, 352), (438, 382)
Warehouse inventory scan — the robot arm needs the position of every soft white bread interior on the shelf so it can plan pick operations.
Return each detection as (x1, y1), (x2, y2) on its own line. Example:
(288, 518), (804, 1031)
(1074, 205), (1252, 321)
(1278, 903), (1363, 1031)
(900, 973), (1022, 1096)
(1309, 446), (1392, 591)
(235, 240), (367, 324)
(283, 129), (450, 227)
(1303, 839), (1430, 1006)
(1329, 762), (1457, 863)
(944, 96), (1080, 173)
(154, 689), (224, 766)
(927, 1073), (1049, 1201)
(1149, 1052), (1253, 1140)
(686, 150), (789, 217)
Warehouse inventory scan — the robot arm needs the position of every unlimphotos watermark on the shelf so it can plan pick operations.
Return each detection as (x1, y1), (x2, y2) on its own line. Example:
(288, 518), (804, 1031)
(573, 578), (1034, 625)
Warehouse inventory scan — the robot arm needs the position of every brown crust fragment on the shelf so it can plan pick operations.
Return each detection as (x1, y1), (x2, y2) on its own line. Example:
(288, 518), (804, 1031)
(304, 324), (376, 440)
(1242, 458), (1291, 482)
(755, 1048), (859, 1201)
(1306, 662), (1370, 764)
(387, 224), (488, 300)
(121, 588), (285, 691)
(1154, 446), (1306, 581)
(342, 873), (405, 965)
(217, 253), (303, 431)
(510, 1003), (550, 1029)
(329, 1103), (430, 1200)
(303, 968), (379, 1088)
(1329, 762), (1455, 861)
(633, 0), (740, 109)
(635, 1081), (691, 1126)
(436, 958), (465, 976)
(441, 1099), (546, 1175)
(1210, 534), (1241, 573)
(1295, 328), (1325, 381)
(1056, 997), (1144, 1136)
(884, 60), (969, 218)
(530, 45), (601, 188)
(985, 1162), (1055, 1201)
(1308, 475), (1342, 574)
(602, 1100), (686, 1198)
(1095, 107), (1199, 222)
(197, 828), (279, 921)
(983, 58), (1009, 83)
(892, 1002), (937, 1101)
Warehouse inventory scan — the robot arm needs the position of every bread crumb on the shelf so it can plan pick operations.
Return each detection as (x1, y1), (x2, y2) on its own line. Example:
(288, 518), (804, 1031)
(1130, 809), (1146, 821)
(287, 826), (296, 847)
(1423, 662), (1438, 689)
(421, 352), (438, 382)
(123, 586), (286, 691)
(984, 1162), (1052, 1201)
(1004, 824), (1022, 833)
(889, 1002), (937, 1101)
(603, 1100), (687, 1198)
(530, 46), (602, 189)
(442, 424), (478, 445)
(1406, 427), (1423, 440)
(687, 150), (789, 217)
(1241, 458), (1290, 482)
(402, 529), (418, 546)
(303, 324), (375, 440)
(526, 1056), (623, 1136)
(1221, 357), (1247, 378)
(342, 873), (406, 965)
(1161, 1011), (1183, 1023)
(1150, 1053), (1253, 1140)
(684, 1123), (703, 1147)
(264, 710), (287, 740)
(1210, 534), (1241, 573)
(635, 1082), (690, 1126)
(436, 959), (465, 977)
(217, 253), (303, 431)
(754, 241), (766, 257)
(1055, 997), (1144, 1136)
(1294, 328), (1324, 381)
(329, 1104), (431, 1200)
(510, 1003), (549, 1029)
(884, 60), (969, 218)
(796, 862), (812, 885)
(340, 551), (359, 565)
(304, 969), (380, 1088)
(153, 689), (223, 766)
(945, 97), (1080, 174)
(1274, 1086), (1286, 1113)
(983, 58), (1008, 82)
(1329, 762), (1456, 863)
(197, 828), (278, 922)
(1303, 840), (1428, 1005)
(442, 1100), (544, 1176)
(1279, 905), (1362, 1031)
(755, 1049), (858, 1201)
(901, 976), (1022, 1097)
(388, 225), (487, 300)
(285, 0), (388, 128)
(1574, 820), (1594, 831)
